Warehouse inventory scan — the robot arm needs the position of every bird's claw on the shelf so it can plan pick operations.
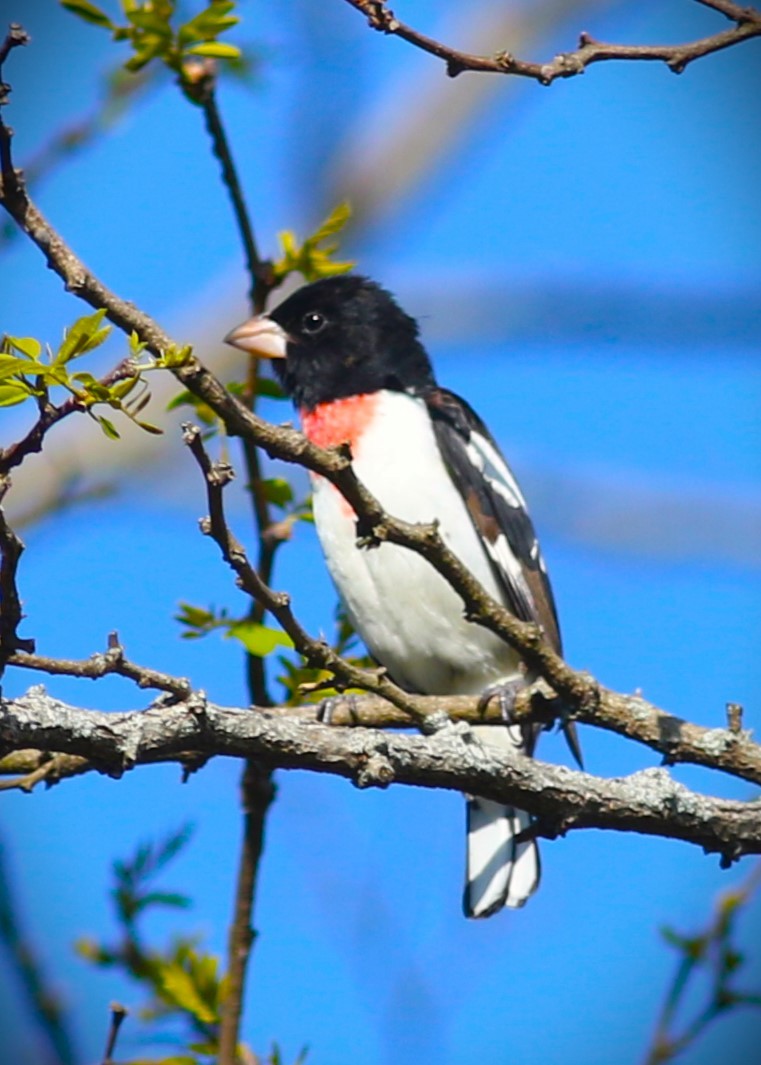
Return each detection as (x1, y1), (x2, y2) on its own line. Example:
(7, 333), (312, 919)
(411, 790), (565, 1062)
(477, 678), (525, 725)
(316, 692), (360, 726)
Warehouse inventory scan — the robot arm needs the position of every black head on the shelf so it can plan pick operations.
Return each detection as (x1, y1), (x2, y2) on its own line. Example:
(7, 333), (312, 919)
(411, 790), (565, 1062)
(266, 275), (436, 410)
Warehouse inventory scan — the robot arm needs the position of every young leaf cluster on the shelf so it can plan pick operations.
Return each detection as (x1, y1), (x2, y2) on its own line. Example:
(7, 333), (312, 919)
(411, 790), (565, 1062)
(75, 826), (226, 1064)
(76, 827), (307, 1065)
(175, 599), (373, 703)
(1, 311), (162, 439)
(176, 602), (294, 658)
(60, 0), (242, 81)
(649, 870), (761, 1064)
(273, 202), (355, 285)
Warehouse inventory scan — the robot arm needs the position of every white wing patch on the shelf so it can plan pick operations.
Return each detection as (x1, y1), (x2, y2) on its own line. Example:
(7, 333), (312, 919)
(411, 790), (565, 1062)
(465, 430), (530, 512)
(482, 532), (534, 613)
(463, 430), (538, 610)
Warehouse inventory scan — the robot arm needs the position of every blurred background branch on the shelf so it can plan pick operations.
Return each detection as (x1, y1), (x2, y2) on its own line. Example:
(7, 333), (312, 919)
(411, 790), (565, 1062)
(0, 834), (78, 1065)
(644, 861), (761, 1064)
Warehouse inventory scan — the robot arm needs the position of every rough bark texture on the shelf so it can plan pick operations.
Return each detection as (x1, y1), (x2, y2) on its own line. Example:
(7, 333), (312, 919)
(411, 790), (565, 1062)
(2, 689), (759, 864)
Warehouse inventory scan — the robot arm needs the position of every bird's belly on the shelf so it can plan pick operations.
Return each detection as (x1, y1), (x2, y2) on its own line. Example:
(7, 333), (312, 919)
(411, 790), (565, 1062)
(309, 394), (521, 695)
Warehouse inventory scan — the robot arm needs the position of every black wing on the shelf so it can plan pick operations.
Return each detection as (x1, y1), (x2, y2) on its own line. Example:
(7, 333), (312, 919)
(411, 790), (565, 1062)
(425, 387), (562, 655)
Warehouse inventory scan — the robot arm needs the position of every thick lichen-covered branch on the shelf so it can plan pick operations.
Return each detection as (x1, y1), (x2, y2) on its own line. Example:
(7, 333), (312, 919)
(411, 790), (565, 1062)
(1, 689), (759, 865)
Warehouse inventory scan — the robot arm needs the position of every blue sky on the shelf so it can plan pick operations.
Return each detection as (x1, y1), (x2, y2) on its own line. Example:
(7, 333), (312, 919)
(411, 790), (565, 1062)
(1, 2), (760, 1063)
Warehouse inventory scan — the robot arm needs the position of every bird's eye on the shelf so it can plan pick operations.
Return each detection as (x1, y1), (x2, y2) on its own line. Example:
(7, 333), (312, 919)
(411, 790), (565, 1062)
(301, 311), (327, 335)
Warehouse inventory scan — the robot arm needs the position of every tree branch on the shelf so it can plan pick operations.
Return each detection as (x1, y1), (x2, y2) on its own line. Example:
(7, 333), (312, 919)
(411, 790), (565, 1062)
(181, 60), (273, 314)
(1, 689), (759, 864)
(1, 682), (759, 789)
(0, 357), (139, 477)
(0, 478), (35, 670)
(5, 633), (192, 699)
(218, 760), (274, 1065)
(342, 0), (761, 84)
(1, 147), (758, 788)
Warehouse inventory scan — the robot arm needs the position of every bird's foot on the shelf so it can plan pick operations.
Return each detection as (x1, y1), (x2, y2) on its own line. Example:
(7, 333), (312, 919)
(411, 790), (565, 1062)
(316, 692), (361, 726)
(477, 678), (526, 726)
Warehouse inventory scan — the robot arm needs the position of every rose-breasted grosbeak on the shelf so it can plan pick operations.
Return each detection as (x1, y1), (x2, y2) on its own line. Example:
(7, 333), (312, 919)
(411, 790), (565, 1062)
(226, 275), (566, 918)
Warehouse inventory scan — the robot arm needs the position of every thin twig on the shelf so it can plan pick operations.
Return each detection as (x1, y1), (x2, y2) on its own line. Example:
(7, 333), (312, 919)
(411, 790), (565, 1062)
(0, 481), (35, 672)
(343, 0), (761, 83)
(0, 25), (30, 182)
(0, 23), (30, 71)
(218, 761), (275, 1065)
(182, 60), (272, 313)
(5, 632), (191, 699)
(0, 750), (91, 792)
(101, 1002), (128, 1065)
(186, 60), (283, 701)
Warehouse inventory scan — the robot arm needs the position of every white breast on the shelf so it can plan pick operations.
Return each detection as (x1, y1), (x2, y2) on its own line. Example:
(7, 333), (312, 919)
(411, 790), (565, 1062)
(309, 391), (521, 695)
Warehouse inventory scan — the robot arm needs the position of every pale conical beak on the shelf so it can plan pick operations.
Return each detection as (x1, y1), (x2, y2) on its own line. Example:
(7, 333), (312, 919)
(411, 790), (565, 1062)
(224, 315), (288, 360)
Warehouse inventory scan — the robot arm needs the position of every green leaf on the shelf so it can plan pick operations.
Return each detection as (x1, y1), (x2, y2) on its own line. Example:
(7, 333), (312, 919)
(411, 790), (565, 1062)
(185, 41), (240, 59)
(0, 354), (40, 381)
(227, 621), (294, 657)
(133, 417), (164, 435)
(310, 200), (352, 245)
(109, 376), (140, 400)
(118, 825), (193, 886)
(73, 936), (117, 965)
(56, 309), (111, 365)
(135, 891), (192, 913)
(176, 602), (217, 632)
(154, 823), (194, 871)
(178, 1), (238, 44)
(166, 389), (194, 411)
(4, 335), (42, 359)
(261, 477), (294, 508)
(129, 330), (148, 356)
(60, 0), (115, 28)
(97, 415), (121, 440)
(158, 960), (218, 1023)
(0, 382), (33, 407)
(124, 9), (173, 35)
(160, 343), (193, 368)
(273, 202), (355, 283)
(125, 36), (167, 71)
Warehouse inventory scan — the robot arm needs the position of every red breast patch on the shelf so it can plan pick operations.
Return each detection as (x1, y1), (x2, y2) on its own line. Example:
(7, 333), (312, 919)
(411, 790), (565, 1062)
(300, 394), (379, 453)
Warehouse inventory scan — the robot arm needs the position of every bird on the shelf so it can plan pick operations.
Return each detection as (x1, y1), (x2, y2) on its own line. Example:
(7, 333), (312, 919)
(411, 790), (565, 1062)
(225, 274), (569, 918)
